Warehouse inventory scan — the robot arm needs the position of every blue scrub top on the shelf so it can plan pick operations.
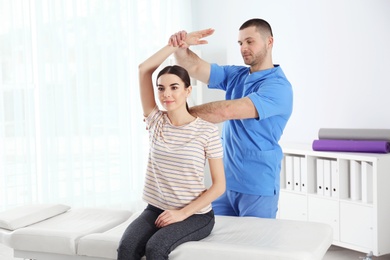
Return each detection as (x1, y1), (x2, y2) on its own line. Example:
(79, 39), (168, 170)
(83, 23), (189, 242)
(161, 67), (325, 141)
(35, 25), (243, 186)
(208, 64), (293, 195)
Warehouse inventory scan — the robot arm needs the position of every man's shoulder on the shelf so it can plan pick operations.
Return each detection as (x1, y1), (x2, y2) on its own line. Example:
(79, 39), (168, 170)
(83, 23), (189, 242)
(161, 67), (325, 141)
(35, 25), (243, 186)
(212, 63), (249, 73)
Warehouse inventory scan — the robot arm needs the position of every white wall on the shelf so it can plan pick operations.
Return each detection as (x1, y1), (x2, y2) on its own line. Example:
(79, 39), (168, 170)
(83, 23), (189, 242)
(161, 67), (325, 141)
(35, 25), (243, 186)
(190, 0), (390, 144)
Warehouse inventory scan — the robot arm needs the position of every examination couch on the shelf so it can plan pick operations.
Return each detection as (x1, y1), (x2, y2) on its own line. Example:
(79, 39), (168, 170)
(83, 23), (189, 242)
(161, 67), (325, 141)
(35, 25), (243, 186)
(0, 204), (333, 260)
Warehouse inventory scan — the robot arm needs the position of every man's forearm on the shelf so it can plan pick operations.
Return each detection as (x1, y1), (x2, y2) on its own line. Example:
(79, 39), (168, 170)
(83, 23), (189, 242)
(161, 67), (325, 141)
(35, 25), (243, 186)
(190, 101), (228, 124)
(174, 48), (210, 84)
(174, 48), (198, 72)
(190, 98), (259, 123)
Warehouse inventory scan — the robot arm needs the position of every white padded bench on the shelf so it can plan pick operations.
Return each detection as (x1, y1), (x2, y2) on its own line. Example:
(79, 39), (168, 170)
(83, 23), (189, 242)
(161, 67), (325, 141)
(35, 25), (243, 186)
(0, 204), (333, 260)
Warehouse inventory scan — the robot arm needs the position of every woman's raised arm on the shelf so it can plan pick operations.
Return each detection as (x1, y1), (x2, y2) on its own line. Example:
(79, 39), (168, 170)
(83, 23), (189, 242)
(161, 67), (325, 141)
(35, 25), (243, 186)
(138, 45), (178, 117)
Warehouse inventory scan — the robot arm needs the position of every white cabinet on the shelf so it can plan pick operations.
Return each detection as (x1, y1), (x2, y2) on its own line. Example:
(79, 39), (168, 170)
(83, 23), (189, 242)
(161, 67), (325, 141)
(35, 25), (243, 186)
(308, 197), (339, 241)
(278, 191), (307, 221)
(278, 143), (390, 256)
(339, 202), (373, 249)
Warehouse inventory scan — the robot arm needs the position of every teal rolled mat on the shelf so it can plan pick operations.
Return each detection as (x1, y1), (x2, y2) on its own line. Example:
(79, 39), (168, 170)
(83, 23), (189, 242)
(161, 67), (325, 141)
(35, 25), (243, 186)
(318, 128), (390, 141)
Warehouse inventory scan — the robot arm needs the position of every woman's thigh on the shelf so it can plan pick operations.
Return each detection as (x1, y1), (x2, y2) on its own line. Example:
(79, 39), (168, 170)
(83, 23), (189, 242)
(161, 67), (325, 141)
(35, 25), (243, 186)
(117, 205), (162, 259)
(146, 210), (215, 258)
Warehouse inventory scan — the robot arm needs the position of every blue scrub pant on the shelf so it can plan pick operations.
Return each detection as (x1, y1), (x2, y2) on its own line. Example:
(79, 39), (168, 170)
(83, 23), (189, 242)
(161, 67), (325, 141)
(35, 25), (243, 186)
(212, 189), (279, 218)
(117, 204), (215, 260)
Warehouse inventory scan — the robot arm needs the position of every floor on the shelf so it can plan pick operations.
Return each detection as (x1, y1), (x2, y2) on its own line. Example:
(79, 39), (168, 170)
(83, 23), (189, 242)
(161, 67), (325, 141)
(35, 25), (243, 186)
(322, 246), (390, 260)
(1, 243), (390, 260)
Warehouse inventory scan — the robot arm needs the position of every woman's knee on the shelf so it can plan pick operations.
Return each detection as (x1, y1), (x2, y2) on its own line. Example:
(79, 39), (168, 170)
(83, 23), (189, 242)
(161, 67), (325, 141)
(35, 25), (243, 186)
(145, 239), (169, 260)
(117, 242), (133, 260)
(117, 237), (145, 260)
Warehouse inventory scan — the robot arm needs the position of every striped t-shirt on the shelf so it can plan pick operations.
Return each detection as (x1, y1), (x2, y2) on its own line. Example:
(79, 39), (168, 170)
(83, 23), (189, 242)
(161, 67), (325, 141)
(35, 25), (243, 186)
(142, 107), (223, 214)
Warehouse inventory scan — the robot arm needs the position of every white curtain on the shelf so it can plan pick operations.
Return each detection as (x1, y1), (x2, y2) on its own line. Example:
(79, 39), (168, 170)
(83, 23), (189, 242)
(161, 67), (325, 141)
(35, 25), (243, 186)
(0, 0), (192, 212)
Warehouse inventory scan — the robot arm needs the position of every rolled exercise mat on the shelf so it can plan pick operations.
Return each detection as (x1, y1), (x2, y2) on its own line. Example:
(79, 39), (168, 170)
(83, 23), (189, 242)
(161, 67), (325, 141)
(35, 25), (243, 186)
(318, 128), (390, 141)
(312, 139), (390, 153)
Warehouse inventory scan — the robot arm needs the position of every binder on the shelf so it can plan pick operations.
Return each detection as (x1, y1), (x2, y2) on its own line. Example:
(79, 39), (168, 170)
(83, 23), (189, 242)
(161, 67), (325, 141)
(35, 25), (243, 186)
(285, 155), (294, 190)
(330, 160), (339, 198)
(293, 156), (301, 191)
(323, 159), (332, 197)
(350, 160), (362, 201)
(338, 159), (350, 199)
(316, 158), (324, 195)
(300, 157), (307, 193)
(361, 161), (373, 203)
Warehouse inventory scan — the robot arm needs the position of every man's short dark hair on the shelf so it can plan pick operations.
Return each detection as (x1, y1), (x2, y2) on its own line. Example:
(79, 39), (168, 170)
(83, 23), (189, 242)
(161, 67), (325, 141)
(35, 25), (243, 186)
(239, 18), (273, 37)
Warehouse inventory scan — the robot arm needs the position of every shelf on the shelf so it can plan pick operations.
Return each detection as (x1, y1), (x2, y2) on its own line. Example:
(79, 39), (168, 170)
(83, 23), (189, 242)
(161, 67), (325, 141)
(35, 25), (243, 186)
(278, 143), (390, 256)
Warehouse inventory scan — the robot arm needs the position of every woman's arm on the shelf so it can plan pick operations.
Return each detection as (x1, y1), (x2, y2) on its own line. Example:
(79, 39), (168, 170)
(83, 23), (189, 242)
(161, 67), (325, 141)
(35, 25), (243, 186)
(181, 157), (226, 216)
(155, 157), (225, 227)
(139, 29), (214, 117)
(138, 45), (178, 117)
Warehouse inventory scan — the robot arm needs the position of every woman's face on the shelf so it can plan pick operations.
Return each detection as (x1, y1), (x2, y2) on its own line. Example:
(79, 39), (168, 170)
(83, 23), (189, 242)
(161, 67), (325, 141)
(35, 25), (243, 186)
(157, 73), (190, 111)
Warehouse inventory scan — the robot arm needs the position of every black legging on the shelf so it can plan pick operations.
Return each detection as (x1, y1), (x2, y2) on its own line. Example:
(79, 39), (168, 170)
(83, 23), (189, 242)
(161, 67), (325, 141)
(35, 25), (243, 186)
(117, 204), (215, 260)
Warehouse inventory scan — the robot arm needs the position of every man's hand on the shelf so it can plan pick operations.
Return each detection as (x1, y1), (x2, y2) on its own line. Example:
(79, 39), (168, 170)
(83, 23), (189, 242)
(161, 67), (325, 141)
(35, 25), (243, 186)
(169, 28), (215, 48)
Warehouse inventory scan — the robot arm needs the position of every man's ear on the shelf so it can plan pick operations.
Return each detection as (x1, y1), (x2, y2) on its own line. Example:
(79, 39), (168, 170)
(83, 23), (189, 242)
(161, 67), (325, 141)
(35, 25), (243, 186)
(268, 36), (274, 48)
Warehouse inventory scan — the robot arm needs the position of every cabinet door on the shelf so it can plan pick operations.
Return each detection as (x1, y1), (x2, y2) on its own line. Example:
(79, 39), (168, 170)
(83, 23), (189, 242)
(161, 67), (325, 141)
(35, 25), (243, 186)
(340, 202), (373, 249)
(308, 196), (339, 241)
(278, 191), (307, 221)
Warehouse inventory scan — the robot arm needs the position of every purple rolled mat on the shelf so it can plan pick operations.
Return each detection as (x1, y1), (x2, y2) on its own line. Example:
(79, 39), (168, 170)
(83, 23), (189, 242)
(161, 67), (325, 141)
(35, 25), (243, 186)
(312, 139), (390, 153)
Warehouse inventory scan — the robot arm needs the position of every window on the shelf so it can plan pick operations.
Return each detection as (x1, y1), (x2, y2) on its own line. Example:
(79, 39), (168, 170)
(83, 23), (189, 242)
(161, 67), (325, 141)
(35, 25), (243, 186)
(0, 0), (192, 211)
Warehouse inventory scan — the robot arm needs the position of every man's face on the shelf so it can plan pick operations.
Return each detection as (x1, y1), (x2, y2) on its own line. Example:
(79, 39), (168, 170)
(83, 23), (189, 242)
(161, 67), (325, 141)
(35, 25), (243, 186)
(238, 26), (270, 68)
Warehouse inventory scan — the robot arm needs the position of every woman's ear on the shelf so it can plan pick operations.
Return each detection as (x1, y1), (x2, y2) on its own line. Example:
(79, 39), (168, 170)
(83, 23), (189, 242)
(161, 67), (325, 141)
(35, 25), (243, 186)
(187, 85), (192, 96)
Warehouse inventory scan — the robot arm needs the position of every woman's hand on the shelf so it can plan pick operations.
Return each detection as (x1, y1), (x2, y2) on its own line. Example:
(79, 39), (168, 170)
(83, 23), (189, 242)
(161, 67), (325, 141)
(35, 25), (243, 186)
(155, 209), (188, 228)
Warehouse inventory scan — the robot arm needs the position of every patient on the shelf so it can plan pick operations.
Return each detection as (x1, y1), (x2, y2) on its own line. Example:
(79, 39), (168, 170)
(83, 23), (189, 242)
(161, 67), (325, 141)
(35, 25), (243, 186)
(117, 34), (225, 260)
